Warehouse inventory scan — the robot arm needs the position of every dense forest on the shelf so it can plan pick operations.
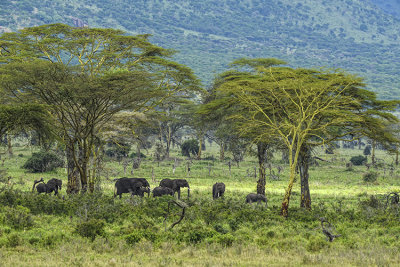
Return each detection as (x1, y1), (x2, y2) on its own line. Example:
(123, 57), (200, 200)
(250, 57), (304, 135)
(0, 0), (400, 99)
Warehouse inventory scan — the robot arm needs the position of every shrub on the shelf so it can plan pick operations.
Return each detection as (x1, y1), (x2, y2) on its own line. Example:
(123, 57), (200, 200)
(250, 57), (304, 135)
(125, 229), (159, 245)
(129, 152), (146, 159)
(22, 151), (63, 173)
(105, 144), (130, 161)
(363, 172), (378, 183)
(7, 233), (24, 247)
(74, 219), (106, 241)
(181, 139), (199, 157)
(206, 233), (235, 247)
(363, 145), (371, 156)
(306, 236), (329, 252)
(3, 205), (34, 230)
(350, 155), (367, 166)
(184, 225), (215, 244)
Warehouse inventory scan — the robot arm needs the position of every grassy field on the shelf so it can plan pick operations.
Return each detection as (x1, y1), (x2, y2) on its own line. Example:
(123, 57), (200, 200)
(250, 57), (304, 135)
(0, 143), (400, 266)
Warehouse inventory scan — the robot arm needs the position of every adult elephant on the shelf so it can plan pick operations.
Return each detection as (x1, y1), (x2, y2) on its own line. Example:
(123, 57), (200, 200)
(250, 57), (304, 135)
(212, 182), (225, 199)
(32, 178), (62, 195)
(152, 186), (174, 197)
(159, 178), (190, 199)
(114, 177), (150, 198)
(246, 193), (267, 207)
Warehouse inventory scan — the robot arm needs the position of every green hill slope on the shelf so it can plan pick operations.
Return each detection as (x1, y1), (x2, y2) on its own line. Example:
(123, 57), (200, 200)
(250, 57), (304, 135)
(1, 0), (400, 99)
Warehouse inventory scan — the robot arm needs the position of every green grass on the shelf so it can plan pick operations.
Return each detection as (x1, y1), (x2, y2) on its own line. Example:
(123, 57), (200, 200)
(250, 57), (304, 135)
(0, 144), (400, 266)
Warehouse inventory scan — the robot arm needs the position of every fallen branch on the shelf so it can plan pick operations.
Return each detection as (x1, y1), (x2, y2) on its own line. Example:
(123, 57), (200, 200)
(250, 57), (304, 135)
(164, 200), (188, 231)
(320, 217), (341, 242)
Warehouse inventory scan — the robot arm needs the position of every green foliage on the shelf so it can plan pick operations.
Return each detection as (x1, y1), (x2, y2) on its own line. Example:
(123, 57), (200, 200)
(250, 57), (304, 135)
(3, 205), (34, 230)
(350, 155), (367, 166)
(129, 152), (147, 159)
(74, 219), (106, 241)
(181, 139), (199, 157)
(105, 143), (130, 161)
(125, 229), (159, 245)
(363, 145), (372, 156)
(363, 172), (378, 183)
(6, 233), (24, 247)
(306, 236), (329, 252)
(22, 151), (63, 173)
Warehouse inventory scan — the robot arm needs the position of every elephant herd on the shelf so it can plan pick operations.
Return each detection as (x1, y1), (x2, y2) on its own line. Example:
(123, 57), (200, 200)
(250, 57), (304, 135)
(112, 177), (267, 206)
(32, 176), (267, 206)
(114, 177), (190, 199)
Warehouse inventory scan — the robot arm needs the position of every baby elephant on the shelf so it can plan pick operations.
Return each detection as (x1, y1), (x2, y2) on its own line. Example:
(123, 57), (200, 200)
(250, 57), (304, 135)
(246, 193), (267, 207)
(212, 182), (225, 199)
(153, 186), (174, 197)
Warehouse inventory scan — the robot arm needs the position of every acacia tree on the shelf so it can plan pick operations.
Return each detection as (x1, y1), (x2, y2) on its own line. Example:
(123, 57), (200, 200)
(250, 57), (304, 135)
(200, 58), (286, 195)
(0, 24), (198, 193)
(209, 59), (399, 217)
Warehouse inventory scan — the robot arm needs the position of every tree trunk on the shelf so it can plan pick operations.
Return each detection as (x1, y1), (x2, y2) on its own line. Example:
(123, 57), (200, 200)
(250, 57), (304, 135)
(197, 137), (203, 160)
(281, 139), (302, 218)
(256, 143), (268, 195)
(396, 147), (399, 166)
(281, 162), (297, 217)
(79, 144), (89, 193)
(165, 125), (171, 158)
(66, 143), (80, 194)
(371, 140), (376, 165)
(7, 134), (13, 158)
(219, 142), (225, 161)
(299, 144), (311, 210)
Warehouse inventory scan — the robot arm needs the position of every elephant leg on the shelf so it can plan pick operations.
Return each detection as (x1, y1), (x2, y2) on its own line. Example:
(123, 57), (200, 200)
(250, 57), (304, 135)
(177, 188), (181, 199)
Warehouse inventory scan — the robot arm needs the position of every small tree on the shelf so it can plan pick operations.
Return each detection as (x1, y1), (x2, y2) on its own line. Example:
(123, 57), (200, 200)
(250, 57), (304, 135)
(181, 139), (199, 158)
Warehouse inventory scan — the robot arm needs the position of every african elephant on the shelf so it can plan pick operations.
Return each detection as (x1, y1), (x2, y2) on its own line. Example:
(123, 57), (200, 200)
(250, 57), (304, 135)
(114, 177), (149, 198)
(246, 193), (267, 207)
(152, 186), (174, 197)
(159, 178), (190, 199)
(47, 178), (62, 195)
(32, 178), (62, 195)
(212, 182), (225, 199)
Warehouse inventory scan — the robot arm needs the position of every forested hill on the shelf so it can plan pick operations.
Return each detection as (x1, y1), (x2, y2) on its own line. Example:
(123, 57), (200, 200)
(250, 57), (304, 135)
(1, 0), (400, 99)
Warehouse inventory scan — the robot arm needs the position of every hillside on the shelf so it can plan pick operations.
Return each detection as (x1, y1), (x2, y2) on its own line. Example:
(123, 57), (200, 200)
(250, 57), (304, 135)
(1, 0), (400, 99)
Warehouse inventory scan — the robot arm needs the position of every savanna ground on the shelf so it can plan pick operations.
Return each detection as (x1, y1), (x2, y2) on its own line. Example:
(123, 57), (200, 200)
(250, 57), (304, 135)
(1, 141), (400, 267)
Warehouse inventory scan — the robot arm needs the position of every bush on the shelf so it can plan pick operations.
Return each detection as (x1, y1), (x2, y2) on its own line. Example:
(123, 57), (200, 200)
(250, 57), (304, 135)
(125, 229), (159, 245)
(105, 144), (130, 161)
(350, 155), (367, 166)
(363, 145), (371, 156)
(129, 152), (146, 159)
(3, 205), (34, 230)
(363, 172), (378, 183)
(22, 151), (63, 173)
(7, 233), (24, 247)
(181, 139), (199, 157)
(74, 219), (106, 241)
(306, 236), (329, 252)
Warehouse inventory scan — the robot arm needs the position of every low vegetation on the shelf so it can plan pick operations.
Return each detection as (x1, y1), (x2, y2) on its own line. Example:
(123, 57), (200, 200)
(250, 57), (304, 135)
(0, 145), (399, 266)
